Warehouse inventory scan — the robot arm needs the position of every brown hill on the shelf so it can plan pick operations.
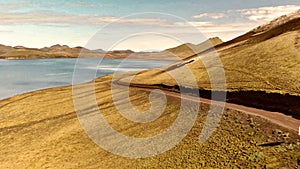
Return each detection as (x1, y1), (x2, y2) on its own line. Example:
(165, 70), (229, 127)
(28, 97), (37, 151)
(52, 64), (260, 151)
(0, 37), (223, 60)
(0, 44), (101, 59)
(164, 37), (223, 59)
(0, 44), (14, 55)
(0, 44), (176, 60)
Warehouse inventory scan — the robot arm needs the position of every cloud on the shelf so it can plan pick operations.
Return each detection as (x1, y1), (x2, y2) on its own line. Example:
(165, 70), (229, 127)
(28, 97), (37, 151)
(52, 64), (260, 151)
(38, 23), (71, 28)
(188, 22), (254, 32)
(175, 21), (257, 41)
(68, 1), (105, 7)
(235, 5), (300, 22)
(194, 5), (300, 22)
(1, 4), (299, 49)
(193, 12), (226, 19)
(0, 30), (14, 33)
(0, 2), (29, 11)
(0, 10), (170, 27)
(111, 34), (182, 51)
(190, 5), (300, 40)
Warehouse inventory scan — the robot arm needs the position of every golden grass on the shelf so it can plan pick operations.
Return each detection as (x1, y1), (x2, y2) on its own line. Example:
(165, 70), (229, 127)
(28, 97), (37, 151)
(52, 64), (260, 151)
(0, 76), (299, 168)
(127, 30), (300, 95)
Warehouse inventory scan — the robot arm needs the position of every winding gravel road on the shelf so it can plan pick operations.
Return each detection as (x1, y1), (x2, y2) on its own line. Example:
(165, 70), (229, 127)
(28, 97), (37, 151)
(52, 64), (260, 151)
(132, 85), (300, 132)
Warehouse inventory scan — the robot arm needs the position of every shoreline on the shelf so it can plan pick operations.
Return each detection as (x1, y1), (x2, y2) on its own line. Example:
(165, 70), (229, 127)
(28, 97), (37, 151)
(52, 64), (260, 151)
(2, 74), (300, 126)
(0, 83), (74, 102)
(0, 57), (178, 61)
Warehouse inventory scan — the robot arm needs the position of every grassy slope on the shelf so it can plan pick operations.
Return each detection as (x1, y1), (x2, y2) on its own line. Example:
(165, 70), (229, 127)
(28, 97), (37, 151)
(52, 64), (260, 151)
(0, 76), (299, 168)
(127, 30), (300, 94)
(122, 25), (300, 117)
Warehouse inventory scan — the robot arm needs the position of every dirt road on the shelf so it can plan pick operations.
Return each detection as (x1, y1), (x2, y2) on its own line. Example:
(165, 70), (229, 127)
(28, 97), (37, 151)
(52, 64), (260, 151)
(132, 86), (300, 132)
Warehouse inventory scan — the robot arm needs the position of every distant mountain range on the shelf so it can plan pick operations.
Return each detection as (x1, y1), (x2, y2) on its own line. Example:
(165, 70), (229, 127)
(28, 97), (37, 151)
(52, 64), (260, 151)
(0, 37), (223, 60)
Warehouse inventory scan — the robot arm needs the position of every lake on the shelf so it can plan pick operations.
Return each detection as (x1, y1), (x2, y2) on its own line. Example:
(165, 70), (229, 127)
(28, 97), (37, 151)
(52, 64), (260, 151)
(0, 58), (172, 100)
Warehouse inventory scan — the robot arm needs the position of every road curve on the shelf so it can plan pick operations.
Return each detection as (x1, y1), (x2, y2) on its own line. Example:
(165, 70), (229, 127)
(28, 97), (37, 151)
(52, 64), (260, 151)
(131, 86), (300, 132)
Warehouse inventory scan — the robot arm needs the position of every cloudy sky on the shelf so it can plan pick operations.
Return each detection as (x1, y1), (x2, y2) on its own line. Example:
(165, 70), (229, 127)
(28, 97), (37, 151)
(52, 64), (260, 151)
(0, 0), (299, 51)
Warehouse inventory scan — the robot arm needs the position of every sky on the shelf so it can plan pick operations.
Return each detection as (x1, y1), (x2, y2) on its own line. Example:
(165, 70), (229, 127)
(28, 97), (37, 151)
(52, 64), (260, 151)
(0, 0), (299, 51)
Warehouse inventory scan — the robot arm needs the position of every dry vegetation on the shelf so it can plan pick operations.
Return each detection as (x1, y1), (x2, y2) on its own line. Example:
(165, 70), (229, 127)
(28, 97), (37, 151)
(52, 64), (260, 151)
(122, 16), (300, 117)
(127, 26), (300, 95)
(0, 76), (299, 168)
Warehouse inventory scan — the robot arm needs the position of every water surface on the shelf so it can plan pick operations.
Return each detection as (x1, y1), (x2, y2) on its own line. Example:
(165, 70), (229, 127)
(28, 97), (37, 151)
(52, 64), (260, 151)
(0, 58), (172, 100)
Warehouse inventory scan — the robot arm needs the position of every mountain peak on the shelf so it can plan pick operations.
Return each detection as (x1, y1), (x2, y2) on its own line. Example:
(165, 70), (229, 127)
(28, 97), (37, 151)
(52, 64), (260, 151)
(206, 37), (223, 46)
(14, 46), (26, 49)
(218, 10), (300, 48)
(50, 44), (70, 49)
(252, 9), (300, 34)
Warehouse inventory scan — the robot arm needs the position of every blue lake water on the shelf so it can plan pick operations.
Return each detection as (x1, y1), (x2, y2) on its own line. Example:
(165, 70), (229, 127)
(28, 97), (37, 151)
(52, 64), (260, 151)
(0, 58), (172, 100)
